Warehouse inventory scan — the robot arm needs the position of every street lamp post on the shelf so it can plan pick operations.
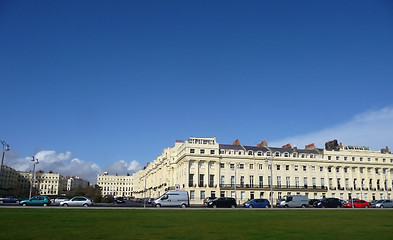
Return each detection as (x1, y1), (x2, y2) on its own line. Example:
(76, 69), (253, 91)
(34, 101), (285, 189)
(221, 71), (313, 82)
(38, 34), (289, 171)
(0, 140), (10, 191)
(29, 156), (39, 199)
(265, 157), (273, 208)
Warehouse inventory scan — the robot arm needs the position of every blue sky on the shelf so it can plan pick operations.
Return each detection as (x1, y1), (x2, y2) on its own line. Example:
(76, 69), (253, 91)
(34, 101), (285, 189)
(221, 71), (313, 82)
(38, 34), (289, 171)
(1, 1), (393, 183)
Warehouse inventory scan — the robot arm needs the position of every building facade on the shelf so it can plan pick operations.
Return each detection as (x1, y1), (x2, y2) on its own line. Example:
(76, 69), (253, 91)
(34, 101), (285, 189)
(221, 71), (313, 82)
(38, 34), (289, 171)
(96, 172), (133, 197)
(66, 176), (89, 191)
(129, 137), (393, 205)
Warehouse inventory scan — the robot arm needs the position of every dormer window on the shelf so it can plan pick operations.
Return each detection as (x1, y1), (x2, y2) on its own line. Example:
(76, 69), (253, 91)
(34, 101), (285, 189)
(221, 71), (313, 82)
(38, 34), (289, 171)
(248, 151), (253, 156)
(266, 152), (271, 156)
(284, 152), (289, 157)
(257, 151), (262, 156)
(275, 152), (281, 157)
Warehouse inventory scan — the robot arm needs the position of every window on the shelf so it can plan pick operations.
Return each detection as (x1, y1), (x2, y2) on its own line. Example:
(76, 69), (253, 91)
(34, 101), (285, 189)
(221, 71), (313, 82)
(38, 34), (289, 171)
(344, 157), (347, 161)
(210, 150), (215, 154)
(241, 191), (245, 200)
(220, 176), (225, 185)
(258, 164), (263, 170)
(220, 163), (225, 168)
(277, 176), (281, 188)
(320, 166), (323, 172)
(328, 167), (332, 172)
(286, 165), (289, 171)
(240, 176), (245, 187)
(200, 191), (205, 200)
(336, 156), (339, 160)
(249, 164), (254, 170)
(257, 151), (262, 156)
(303, 166), (307, 171)
(189, 174), (194, 187)
(199, 174), (204, 187)
(344, 167), (348, 173)
(275, 152), (281, 157)
(360, 157), (363, 162)
(259, 176), (263, 187)
(311, 166), (315, 172)
(328, 156), (332, 160)
(304, 177), (308, 187)
(321, 178), (325, 188)
(239, 164), (244, 169)
(295, 177), (299, 188)
(294, 165), (298, 171)
(352, 157), (355, 161)
(248, 151), (253, 156)
(230, 164), (234, 170)
(200, 149), (205, 154)
(190, 191), (195, 199)
(277, 165), (281, 170)
(231, 176), (235, 187)
(190, 149), (195, 153)
(286, 177), (290, 188)
(293, 153), (298, 158)
(209, 175), (214, 187)
(250, 175), (254, 187)
(336, 167), (340, 173)
(284, 152), (289, 157)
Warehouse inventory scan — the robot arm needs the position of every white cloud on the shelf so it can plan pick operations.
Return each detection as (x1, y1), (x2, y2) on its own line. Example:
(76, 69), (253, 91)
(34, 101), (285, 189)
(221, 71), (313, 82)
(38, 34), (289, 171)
(104, 160), (142, 176)
(270, 106), (393, 151)
(4, 150), (143, 184)
(5, 151), (100, 184)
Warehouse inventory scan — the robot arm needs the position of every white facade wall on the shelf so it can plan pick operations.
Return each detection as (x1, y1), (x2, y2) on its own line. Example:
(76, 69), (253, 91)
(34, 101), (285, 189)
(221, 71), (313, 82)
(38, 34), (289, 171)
(101, 137), (393, 205)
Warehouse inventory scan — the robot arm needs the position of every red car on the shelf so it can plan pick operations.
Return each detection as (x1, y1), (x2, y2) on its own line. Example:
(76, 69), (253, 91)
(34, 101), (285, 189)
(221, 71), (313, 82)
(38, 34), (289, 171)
(343, 199), (370, 208)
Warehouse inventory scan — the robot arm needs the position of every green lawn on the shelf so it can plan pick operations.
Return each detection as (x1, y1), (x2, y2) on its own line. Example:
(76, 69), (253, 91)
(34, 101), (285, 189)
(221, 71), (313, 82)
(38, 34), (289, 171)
(1, 209), (392, 240)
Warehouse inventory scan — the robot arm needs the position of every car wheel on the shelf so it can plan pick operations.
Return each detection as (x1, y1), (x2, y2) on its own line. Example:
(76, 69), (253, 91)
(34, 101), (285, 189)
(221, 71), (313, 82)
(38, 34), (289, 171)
(285, 205), (289, 208)
(337, 205), (341, 208)
(322, 205), (325, 208)
(365, 205), (368, 208)
(265, 205), (269, 208)
(43, 203), (48, 207)
(156, 204), (161, 208)
(22, 203), (27, 207)
(63, 203), (69, 207)
(16, 201), (20, 204)
(0, 200), (3, 203)
(181, 204), (187, 208)
(380, 205), (384, 208)
(301, 204), (306, 208)
(83, 203), (88, 207)
(249, 205), (253, 208)
(352, 205), (355, 208)
(231, 205), (236, 208)
(213, 205), (217, 208)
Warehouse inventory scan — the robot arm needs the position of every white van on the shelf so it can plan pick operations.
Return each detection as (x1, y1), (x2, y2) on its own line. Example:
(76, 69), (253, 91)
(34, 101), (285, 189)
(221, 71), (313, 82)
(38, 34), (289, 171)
(153, 190), (189, 208)
(278, 195), (308, 208)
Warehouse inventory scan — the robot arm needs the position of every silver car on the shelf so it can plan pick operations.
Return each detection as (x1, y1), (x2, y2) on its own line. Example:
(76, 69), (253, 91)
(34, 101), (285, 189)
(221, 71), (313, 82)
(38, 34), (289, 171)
(60, 196), (93, 207)
(374, 200), (393, 208)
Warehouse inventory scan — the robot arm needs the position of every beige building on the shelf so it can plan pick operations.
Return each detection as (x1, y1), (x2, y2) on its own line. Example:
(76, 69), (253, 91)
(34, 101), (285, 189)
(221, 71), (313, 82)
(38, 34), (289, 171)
(128, 137), (392, 205)
(19, 171), (67, 196)
(96, 172), (133, 197)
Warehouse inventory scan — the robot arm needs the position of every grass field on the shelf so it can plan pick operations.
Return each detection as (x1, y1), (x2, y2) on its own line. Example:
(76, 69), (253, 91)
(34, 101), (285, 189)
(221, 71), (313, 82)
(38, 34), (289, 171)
(1, 208), (393, 240)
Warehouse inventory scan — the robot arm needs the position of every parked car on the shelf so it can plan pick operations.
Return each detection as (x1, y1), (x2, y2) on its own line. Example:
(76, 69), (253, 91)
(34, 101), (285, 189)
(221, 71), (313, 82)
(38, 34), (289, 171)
(153, 191), (189, 208)
(204, 197), (217, 206)
(308, 199), (319, 207)
(114, 197), (125, 204)
(52, 197), (69, 205)
(19, 196), (51, 206)
(343, 199), (370, 208)
(60, 196), (93, 207)
(243, 198), (271, 208)
(313, 198), (342, 208)
(0, 196), (23, 203)
(207, 197), (237, 208)
(372, 200), (393, 208)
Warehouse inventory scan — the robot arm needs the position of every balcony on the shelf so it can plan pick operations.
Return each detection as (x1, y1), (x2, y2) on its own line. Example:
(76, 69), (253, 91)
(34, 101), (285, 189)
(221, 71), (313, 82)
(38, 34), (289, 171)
(219, 184), (328, 192)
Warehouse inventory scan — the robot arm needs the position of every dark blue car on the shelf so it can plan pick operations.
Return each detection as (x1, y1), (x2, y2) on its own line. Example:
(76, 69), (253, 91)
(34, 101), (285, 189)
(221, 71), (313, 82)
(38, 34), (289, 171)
(243, 198), (271, 208)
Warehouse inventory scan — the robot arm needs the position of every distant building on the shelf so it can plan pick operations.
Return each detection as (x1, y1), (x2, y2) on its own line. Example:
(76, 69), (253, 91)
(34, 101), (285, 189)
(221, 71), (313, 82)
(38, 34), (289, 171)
(96, 172), (133, 197)
(66, 176), (89, 191)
